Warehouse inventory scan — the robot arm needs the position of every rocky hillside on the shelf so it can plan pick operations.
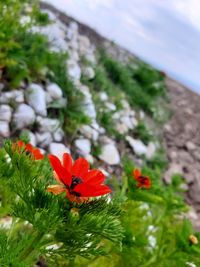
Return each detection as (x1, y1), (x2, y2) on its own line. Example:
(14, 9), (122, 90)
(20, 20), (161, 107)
(0, 2), (200, 232)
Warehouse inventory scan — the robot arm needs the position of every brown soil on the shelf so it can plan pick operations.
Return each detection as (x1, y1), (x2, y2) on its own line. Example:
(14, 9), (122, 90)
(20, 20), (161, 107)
(163, 78), (200, 230)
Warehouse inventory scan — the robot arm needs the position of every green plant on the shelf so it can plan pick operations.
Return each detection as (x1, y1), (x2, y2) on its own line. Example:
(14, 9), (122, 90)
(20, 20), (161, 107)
(134, 120), (154, 145)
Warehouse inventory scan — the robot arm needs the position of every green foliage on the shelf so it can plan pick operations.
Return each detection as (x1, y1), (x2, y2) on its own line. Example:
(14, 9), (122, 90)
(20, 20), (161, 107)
(0, 141), (123, 266)
(0, 0), (50, 85)
(99, 51), (168, 118)
(0, 0), (89, 137)
(134, 120), (154, 145)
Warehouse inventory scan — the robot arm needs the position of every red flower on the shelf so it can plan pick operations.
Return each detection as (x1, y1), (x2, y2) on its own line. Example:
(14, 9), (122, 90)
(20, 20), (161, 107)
(47, 153), (111, 203)
(13, 140), (44, 160)
(132, 169), (151, 189)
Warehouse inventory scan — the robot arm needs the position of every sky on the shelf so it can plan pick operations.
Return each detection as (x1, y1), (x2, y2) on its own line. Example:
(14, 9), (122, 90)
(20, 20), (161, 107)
(46, 0), (200, 93)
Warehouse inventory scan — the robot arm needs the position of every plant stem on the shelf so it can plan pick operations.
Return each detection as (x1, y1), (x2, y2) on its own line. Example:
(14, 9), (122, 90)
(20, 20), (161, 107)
(18, 231), (44, 262)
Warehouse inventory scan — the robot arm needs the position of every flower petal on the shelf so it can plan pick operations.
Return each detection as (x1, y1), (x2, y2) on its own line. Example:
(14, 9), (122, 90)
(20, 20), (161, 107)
(17, 140), (25, 148)
(47, 184), (66, 195)
(72, 158), (89, 179)
(32, 148), (44, 160)
(133, 169), (141, 181)
(48, 155), (72, 187)
(83, 169), (105, 185)
(74, 183), (111, 197)
(63, 153), (72, 173)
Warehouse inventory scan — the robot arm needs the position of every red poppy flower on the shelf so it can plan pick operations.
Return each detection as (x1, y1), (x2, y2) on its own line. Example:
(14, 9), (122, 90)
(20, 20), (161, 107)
(13, 140), (44, 160)
(132, 169), (151, 189)
(47, 153), (111, 203)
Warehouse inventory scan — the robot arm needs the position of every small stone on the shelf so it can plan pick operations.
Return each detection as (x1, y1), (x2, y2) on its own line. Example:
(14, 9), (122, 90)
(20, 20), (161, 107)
(85, 154), (94, 164)
(121, 116), (134, 129)
(37, 117), (60, 133)
(115, 122), (129, 134)
(186, 141), (196, 151)
(121, 99), (130, 110)
(0, 90), (24, 104)
(105, 102), (116, 111)
(126, 136), (147, 156)
(13, 104), (35, 129)
(99, 143), (120, 165)
(75, 138), (91, 155)
(146, 142), (156, 159)
(36, 132), (53, 148)
(26, 83), (47, 116)
(82, 67), (95, 80)
(0, 121), (10, 137)
(80, 125), (99, 141)
(78, 35), (90, 54)
(67, 60), (81, 80)
(85, 53), (96, 64)
(0, 105), (12, 122)
(99, 92), (108, 101)
(46, 83), (63, 100)
(53, 127), (64, 142)
(49, 143), (70, 160)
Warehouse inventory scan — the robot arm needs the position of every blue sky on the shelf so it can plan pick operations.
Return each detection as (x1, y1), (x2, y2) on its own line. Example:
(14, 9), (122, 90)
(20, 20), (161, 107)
(46, 0), (200, 93)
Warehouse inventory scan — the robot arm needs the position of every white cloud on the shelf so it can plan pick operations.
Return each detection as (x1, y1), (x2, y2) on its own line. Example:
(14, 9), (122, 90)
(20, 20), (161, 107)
(172, 0), (200, 30)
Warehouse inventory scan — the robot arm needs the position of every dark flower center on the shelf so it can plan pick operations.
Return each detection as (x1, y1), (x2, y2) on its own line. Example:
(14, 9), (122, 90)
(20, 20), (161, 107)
(139, 176), (149, 184)
(70, 175), (83, 190)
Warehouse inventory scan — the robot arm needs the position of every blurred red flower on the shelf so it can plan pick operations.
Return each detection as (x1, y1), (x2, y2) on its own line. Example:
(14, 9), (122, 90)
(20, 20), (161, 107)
(47, 153), (111, 203)
(13, 140), (44, 160)
(132, 169), (151, 189)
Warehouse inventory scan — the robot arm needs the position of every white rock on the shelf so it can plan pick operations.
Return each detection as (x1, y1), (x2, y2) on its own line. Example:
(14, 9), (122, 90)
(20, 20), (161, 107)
(67, 60), (81, 80)
(0, 90), (24, 104)
(36, 132), (53, 148)
(130, 117), (138, 127)
(121, 99), (130, 110)
(80, 125), (99, 141)
(85, 53), (96, 64)
(99, 143), (120, 165)
(53, 127), (64, 142)
(83, 102), (96, 120)
(21, 130), (36, 146)
(69, 50), (79, 61)
(26, 83), (47, 116)
(146, 142), (156, 159)
(139, 111), (145, 119)
(78, 35), (90, 54)
(28, 131), (36, 146)
(99, 92), (108, 101)
(66, 27), (77, 41)
(49, 143), (70, 160)
(186, 141), (196, 151)
(105, 102), (116, 111)
(115, 122), (129, 134)
(13, 104), (35, 129)
(0, 105), (12, 122)
(68, 39), (79, 51)
(83, 67), (95, 80)
(126, 136), (147, 156)
(45, 91), (53, 104)
(36, 117), (60, 133)
(0, 121), (10, 137)
(122, 116), (134, 129)
(46, 83), (63, 100)
(75, 138), (91, 155)
(85, 154), (94, 164)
